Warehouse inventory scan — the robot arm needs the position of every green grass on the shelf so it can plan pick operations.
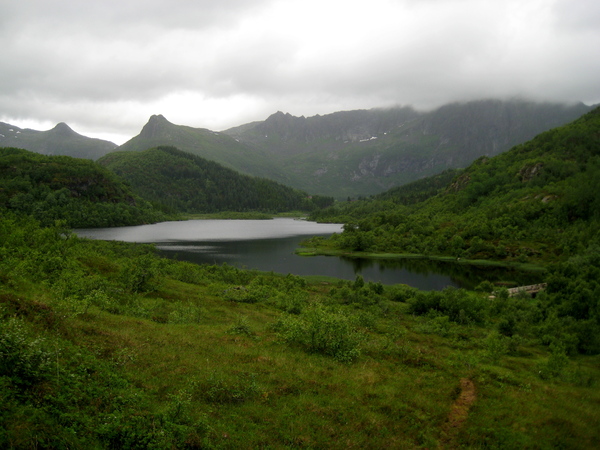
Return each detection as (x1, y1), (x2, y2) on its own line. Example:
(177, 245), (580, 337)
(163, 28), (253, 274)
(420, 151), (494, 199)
(1, 222), (599, 448)
(62, 293), (600, 448)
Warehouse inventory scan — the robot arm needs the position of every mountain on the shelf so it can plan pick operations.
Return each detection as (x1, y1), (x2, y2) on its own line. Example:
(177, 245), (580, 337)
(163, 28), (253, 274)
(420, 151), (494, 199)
(0, 147), (165, 227)
(225, 99), (593, 198)
(115, 115), (282, 180)
(98, 146), (334, 214)
(0, 121), (117, 159)
(3, 99), (591, 200)
(309, 106), (600, 263)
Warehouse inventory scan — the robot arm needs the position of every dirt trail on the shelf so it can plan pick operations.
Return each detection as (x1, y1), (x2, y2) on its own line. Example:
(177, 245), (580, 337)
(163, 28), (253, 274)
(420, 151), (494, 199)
(439, 378), (477, 449)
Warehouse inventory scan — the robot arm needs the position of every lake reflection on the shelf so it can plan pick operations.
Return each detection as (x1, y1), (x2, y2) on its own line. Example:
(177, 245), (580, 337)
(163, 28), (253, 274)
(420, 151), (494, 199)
(75, 218), (542, 290)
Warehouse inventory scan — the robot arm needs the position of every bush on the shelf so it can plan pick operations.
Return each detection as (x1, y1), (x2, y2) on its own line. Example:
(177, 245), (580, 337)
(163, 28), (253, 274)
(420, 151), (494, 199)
(226, 315), (255, 338)
(275, 304), (364, 362)
(0, 317), (52, 386)
(388, 285), (418, 302)
(408, 288), (486, 324)
(270, 289), (308, 314)
(119, 255), (161, 293)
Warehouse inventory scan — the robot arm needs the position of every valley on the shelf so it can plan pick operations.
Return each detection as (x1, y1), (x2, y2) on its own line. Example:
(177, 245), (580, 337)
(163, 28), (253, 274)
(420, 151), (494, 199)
(1, 100), (599, 448)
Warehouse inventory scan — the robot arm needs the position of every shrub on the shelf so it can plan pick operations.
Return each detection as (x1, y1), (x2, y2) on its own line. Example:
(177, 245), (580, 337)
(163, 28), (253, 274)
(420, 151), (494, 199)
(0, 317), (52, 386)
(270, 289), (308, 314)
(119, 255), (161, 293)
(388, 284), (418, 302)
(226, 315), (255, 338)
(275, 304), (364, 362)
(408, 291), (442, 315)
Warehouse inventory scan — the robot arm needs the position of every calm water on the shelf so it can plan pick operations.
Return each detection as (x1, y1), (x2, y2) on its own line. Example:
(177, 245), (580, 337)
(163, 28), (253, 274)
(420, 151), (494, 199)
(75, 218), (542, 290)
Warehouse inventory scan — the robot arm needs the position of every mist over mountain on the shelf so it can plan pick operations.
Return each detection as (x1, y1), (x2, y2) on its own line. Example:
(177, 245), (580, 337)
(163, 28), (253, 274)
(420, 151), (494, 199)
(224, 99), (593, 198)
(0, 121), (117, 160)
(309, 105), (600, 264)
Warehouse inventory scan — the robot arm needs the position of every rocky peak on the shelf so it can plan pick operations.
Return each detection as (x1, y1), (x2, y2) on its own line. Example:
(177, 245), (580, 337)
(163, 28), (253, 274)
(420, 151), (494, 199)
(140, 114), (172, 138)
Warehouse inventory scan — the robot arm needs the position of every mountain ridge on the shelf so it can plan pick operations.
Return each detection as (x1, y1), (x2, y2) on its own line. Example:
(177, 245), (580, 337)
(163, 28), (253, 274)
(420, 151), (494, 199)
(222, 99), (593, 197)
(308, 105), (600, 264)
(2, 98), (593, 199)
(0, 121), (117, 159)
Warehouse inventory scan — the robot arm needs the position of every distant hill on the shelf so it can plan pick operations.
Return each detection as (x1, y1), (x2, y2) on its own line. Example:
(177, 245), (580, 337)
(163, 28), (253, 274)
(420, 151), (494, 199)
(225, 99), (593, 198)
(115, 115), (283, 181)
(309, 106), (600, 262)
(0, 147), (165, 227)
(98, 146), (333, 214)
(0, 122), (117, 160)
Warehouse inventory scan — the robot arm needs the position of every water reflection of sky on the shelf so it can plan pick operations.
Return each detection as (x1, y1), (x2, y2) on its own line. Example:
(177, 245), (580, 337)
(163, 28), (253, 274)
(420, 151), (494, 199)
(76, 218), (343, 243)
(75, 219), (542, 290)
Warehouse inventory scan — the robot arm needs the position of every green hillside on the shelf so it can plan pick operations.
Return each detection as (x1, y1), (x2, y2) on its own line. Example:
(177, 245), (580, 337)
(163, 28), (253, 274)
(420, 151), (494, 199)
(0, 147), (166, 227)
(98, 146), (334, 213)
(309, 106), (600, 263)
(115, 115), (283, 181)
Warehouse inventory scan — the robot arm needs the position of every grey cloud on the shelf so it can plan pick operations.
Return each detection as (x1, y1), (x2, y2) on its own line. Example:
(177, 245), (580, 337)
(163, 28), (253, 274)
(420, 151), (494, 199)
(2, 0), (271, 33)
(1, 0), (599, 144)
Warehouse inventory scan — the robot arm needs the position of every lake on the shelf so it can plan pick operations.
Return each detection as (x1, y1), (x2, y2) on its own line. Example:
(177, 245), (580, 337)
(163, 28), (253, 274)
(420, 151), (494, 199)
(75, 218), (542, 290)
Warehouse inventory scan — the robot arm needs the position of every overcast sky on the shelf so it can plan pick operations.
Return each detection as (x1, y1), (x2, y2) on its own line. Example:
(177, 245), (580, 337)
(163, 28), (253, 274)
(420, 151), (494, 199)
(1, 0), (599, 144)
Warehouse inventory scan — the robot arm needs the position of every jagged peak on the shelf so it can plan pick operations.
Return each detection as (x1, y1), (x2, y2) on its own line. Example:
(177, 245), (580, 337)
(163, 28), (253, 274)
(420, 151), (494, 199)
(148, 114), (169, 123)
(140, 114), (173, 138)
(266, 111), (296, 120)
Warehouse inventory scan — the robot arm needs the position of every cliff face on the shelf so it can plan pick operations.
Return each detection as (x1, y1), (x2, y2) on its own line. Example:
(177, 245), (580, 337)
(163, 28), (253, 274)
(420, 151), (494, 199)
(224, 99), (592, 197)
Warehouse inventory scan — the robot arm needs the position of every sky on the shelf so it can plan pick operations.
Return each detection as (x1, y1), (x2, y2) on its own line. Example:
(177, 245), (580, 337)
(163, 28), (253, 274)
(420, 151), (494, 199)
(1, 0), (599, 145)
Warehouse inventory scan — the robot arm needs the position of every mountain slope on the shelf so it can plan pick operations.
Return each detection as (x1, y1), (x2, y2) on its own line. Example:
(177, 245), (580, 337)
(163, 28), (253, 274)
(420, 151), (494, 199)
(115, 115), (283, 180)
(309, 106), (600, 262)
(0, 122), (117, 159)
(98, 146), (333, 213)
(0, 147), (165, 227)
(226, 99), (592, 198)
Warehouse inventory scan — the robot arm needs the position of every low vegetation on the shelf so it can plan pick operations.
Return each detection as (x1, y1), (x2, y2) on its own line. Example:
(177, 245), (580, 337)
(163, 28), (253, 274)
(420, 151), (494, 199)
(1, 213), (598, 448)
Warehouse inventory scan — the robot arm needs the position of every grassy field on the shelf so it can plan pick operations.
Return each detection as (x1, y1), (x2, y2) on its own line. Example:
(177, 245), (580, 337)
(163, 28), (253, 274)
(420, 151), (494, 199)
(66, 281), (600, 448)
(1, 223), (598, 448)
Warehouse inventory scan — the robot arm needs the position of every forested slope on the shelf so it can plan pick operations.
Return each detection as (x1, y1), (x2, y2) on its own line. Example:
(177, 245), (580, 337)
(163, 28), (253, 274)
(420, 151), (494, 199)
(98, 146), (333, 213)
(310, 107), (600, 262)
(0, 147), (166, 227)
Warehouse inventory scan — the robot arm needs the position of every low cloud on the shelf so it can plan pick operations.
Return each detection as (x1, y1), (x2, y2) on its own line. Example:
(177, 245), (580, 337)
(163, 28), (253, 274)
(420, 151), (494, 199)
(1, 0), (599, 144)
